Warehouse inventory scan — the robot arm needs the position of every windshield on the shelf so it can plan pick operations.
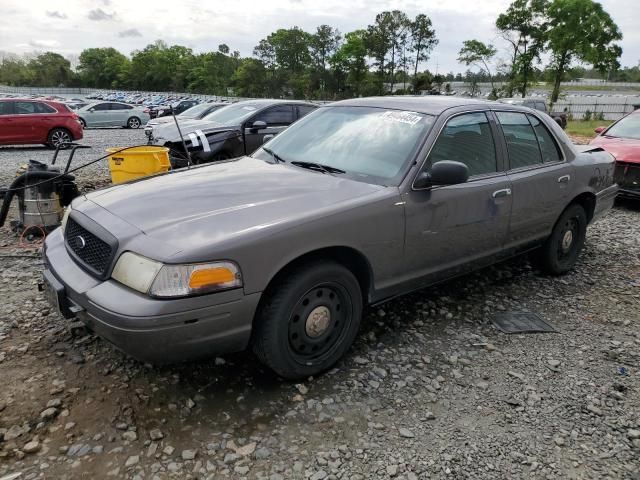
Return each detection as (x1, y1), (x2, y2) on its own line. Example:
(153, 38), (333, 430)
(253, 106), (435, 184)
(604, 113), (640, 140)
(180, 103), (215, 119)
(202, 102), (261, 124)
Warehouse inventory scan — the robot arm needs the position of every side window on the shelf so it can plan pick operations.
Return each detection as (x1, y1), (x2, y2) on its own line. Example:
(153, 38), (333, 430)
(110, 103), (125, 110)
(297, 105), (317, 119)
(528, 114), (563, 163)
(93, 103), (110, 111)
(496, 111), (542, 169)
(34, 102), (56, 114)
(536, 102), (548, 113)
(427, 112), (498, 177)
(14, 102), (36, 114)
(0, 102), (13, 115)
(252, 105), (295, 126)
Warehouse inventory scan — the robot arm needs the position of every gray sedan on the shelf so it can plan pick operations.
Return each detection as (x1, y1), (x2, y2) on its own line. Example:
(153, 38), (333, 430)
(42, 96), (617, 379)
(76, 102), (150, 129)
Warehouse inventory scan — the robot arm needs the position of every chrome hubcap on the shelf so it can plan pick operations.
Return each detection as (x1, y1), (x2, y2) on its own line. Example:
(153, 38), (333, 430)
(305, 306), (331, 338)
(561, 230), (573, 252)
(130, 119), (140, 128)
(52, 132), (70, 146)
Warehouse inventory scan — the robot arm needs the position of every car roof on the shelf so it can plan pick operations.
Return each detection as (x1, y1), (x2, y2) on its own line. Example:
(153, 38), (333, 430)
(330, 96), (497, 115)
(234, 99), (316, 106)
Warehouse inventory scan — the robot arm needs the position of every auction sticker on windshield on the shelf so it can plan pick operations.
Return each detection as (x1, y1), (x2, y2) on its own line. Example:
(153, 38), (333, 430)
(379, 110), (422, 126)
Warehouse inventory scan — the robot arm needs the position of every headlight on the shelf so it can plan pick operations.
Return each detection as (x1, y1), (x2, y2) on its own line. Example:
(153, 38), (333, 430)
(60, 206), (72, 232)
(111, 252), (242, 297)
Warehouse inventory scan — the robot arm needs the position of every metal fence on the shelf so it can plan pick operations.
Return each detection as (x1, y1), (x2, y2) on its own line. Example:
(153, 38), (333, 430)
(554, 96), (640, 121)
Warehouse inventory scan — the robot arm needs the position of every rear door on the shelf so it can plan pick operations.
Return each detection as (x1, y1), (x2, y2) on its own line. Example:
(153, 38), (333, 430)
(244, 105), (295, 153)
(12, 101), (42, 142)
(87, 103), (111, 126)
(403, 111), (513, 283)
(494, 111), (573, 248)
(109, 103), (132, 126)
(0, 101), (16, 143)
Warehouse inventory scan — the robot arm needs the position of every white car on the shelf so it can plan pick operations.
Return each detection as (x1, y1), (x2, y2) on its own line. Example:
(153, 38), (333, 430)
(76, 102), (150, 129)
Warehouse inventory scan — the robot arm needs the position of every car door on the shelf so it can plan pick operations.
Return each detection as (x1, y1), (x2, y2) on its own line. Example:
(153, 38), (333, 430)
(105, 103), (126, 126)
(0, 101), (16, 143)
(403, 111), (513, 283)
(11, 101), (41, 142)
(244, 105), (295, 153)
(494, 111), (573, 248)
(86, 103), (111, 126)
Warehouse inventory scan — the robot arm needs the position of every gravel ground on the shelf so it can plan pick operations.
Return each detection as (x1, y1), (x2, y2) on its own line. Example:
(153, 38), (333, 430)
(0, 130), (639, 480)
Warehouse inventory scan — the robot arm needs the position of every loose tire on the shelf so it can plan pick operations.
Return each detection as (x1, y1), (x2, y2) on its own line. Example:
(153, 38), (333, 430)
(252, 260), (363, 380)
(127, 117), (141, 129)
(47, 128), (72, 149)
(538, 204), (587, 275)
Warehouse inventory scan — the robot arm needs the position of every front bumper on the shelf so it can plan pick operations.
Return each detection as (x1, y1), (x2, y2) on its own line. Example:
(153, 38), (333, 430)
(42, 229), (261, 364)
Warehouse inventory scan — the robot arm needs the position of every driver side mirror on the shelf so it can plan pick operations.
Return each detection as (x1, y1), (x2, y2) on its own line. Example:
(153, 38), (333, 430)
(594, 126), (606, 134)
(414, 161), (469, 189)
(250, 120), (267, 132)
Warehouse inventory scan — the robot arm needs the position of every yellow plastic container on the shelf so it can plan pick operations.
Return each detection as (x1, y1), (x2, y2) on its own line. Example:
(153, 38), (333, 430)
(106, 146), (171, 184)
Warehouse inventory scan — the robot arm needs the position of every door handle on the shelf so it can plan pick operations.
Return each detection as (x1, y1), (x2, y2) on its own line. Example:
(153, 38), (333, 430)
(492, 188), (512, 198)
(558, 175), (570, 184)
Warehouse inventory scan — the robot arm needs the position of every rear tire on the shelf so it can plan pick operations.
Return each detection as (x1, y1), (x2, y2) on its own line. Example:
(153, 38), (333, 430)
(127, 117), (141, 129)
(537, 204), (587, 275)
(252, 260), (362, 380)
(47, 128), (72, 149)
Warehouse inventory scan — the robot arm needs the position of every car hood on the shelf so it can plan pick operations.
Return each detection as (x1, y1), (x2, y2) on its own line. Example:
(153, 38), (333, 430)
(152, 119), (235, 143)
(590, 135), (640, 164)
(82, 157), (385, 252)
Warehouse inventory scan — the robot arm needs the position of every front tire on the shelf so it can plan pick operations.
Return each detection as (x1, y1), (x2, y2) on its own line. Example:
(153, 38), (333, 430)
(47, 128), (72, 149)
(252, 260), (363, 380)
(127, 117), (141, 129)
(538, 204), (587, 275)
(79, 118), (86, 129)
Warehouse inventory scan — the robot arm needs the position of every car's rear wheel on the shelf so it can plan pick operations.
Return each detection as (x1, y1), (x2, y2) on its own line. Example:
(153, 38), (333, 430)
(538, 204), (587, 275)
(47, 128), (72, 149)
(127, 117), (141, 129)
(252, 260), (362, 380)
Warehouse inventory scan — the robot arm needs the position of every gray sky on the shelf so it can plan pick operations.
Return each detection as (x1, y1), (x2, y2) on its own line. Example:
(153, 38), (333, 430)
(1, 0), (637, 73)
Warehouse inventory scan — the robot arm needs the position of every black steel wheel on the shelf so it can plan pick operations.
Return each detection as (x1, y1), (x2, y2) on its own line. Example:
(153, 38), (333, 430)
(538, 204), (587, 275)
(252, 260), (362, 380)
(47, 128), (71, 149)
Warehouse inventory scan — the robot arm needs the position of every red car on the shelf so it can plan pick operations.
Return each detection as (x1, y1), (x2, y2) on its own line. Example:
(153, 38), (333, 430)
(0, 98), (83, 148)
(590, 110), (640, 199)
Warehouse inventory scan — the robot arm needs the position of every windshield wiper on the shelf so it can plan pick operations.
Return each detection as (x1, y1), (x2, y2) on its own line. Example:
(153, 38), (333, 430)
(290, 161), (346, 175)
(262, 146), (286, 164)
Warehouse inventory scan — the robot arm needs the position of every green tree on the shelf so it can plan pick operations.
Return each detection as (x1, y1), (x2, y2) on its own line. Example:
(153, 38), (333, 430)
(28, 52), (75, 87)
(458, 40), (498, 92)
(331, 29), (368, 97)
(78, 47), (131, 88)
(546, 0), (622, 103)
(496, 0), (548, 97)
(410, 14), (438, 80)
(231, 58), (268, 97)
(130, 41), (195, 91)
(310, 25), (341, 98)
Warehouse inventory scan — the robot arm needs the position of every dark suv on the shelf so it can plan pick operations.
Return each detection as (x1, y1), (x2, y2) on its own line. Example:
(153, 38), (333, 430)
(151, 99), (318, 167)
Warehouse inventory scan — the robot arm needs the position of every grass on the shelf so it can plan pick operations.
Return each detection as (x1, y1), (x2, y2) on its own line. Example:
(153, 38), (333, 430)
(565, 119), (614, 138)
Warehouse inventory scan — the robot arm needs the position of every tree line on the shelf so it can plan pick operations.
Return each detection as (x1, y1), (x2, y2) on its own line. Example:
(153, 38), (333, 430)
(0, 0), (626, 102)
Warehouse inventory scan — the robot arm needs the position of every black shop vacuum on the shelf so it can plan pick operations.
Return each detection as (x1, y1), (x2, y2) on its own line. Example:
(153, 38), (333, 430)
(0, 145), (88, 234)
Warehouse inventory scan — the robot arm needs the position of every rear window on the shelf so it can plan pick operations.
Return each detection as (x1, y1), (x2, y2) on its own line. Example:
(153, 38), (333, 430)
(496, 111), (543, 169)
(528, 115), (562, 163)
(0, 102), (12, 115)
(35, 102), (57, 113)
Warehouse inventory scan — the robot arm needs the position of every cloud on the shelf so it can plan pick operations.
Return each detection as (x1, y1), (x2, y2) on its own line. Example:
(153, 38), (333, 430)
(87, 8), (116, 21)
(45, 10), (67, 19)
(28, 39), (61, 49)
(119, 28), (142, 38)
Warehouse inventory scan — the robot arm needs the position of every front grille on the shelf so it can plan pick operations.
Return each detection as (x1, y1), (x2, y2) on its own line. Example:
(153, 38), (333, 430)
(65, 218), (114, 277)
(614, 162), (640, 191)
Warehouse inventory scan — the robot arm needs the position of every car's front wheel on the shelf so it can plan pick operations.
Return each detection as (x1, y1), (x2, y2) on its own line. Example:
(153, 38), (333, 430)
(252, 260), (363, 380)
(538, 204), (587, 275)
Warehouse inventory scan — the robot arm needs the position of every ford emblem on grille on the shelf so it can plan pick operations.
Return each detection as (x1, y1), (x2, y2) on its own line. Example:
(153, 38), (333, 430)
(74, 235), (86, 250)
